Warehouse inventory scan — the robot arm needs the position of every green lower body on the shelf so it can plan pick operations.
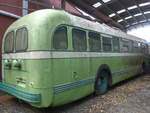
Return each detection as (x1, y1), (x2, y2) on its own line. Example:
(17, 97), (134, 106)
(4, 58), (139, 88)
(0, 82), (40, 103)
(2, 55), (145, 107)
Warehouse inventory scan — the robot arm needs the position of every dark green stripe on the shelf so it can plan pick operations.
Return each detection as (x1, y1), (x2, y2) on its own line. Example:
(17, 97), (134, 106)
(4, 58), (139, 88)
(0, 82), (41, 103)
(54, 78), (95, 94)
(54, 66), (141, 94)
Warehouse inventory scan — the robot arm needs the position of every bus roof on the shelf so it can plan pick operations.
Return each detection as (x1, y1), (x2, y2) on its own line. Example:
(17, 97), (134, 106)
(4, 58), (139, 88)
(5, 9), (146, 43)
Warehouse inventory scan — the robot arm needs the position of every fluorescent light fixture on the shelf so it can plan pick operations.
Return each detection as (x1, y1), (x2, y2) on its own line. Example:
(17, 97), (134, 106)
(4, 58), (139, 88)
(132, 22), (137, 25)
(140, 20), (146, 23)
(93, 2), (101, 8)
(144, 11), (150, 14)
(76, 7), (96, 20)
(118, 19), (123, 22)
(125, 16), (132, 20)
(139, 2), (150, 7)
(102, 0), (111, 3)
(134, 13), (142, 17)
(128, 5), (137, 10)
(109, 13), (116, 17)
(117, 9), (126, 14)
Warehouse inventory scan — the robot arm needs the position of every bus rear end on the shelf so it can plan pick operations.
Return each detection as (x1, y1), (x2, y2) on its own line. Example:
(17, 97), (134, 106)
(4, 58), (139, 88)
(0, 24), (53, 107)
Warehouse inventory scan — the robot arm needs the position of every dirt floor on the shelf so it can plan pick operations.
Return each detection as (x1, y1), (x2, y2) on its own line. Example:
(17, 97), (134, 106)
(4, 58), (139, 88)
(1, 74), (150, 113)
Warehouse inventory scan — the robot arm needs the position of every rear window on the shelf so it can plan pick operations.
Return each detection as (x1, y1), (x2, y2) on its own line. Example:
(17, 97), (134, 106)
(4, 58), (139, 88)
(53, 26), (68, 50)
(4, 31), (14, 53)
(16, 27), (28, 51)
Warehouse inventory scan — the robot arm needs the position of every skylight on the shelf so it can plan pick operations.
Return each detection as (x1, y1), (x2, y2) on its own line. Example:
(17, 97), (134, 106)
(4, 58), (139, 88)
(118, 19), (123, 23)
(139, 20), (146, 23)
(102, 0), (111, 3)
(76, 7), (96, 20)
(134, 13), (142, 17)
(144, 11), (150, 14)
(139, 2), (150, 7)
(93, 2), (102, 8)
(125, 16), (132, 20)
(132, 22), (138, 25)
(117, 9), (126, 14)
(128, 5), (137, 10)
(109, 13), (116, 17)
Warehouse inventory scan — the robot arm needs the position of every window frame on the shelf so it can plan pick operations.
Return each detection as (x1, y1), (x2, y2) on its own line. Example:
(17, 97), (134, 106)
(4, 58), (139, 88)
(88, 31), (101, 52)
(15, 27), (28, 52)
(52, 26), (68, 51)
(112, 37), (120, 52)
(4, 31), (14, 53)
(102, 35), (112, 52)
(121, 39), (133, 53)
(72, 28), (87, 51)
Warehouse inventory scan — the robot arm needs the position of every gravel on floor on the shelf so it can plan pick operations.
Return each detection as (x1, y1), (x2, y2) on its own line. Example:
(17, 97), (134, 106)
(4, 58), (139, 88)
(1, 74), (150, 113)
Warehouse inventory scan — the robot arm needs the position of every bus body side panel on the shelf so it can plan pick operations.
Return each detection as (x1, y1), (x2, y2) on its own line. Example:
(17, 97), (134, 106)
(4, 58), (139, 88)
(50, 53), (144, 106)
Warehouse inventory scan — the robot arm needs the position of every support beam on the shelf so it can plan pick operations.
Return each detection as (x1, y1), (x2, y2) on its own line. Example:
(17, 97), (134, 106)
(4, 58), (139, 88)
(66, 0), (124, 30)
(117, 0), (138, 25)
(61, 0), (66, 10)
(126, 20), (150, 29)
(98, 0), (129, 26)
(0, 10), (21, 19)
(22, 0), (28, 16)
(133, 0), (148, 21)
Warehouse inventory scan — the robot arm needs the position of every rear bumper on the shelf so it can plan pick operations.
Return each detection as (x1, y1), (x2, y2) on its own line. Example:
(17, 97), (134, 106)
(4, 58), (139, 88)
(0, 82), (41, 103)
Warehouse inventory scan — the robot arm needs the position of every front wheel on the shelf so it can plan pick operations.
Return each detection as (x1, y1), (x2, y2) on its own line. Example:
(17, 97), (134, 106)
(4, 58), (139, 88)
(142, 63), (147, 74)
(95, 71), (109, 95)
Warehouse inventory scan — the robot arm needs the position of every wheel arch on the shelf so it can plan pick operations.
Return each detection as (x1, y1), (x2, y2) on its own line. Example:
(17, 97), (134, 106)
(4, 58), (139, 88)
(95, 64), (112, 87)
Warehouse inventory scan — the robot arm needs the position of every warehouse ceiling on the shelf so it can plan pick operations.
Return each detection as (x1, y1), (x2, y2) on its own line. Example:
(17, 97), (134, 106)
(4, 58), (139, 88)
(66, 0), (150, 31)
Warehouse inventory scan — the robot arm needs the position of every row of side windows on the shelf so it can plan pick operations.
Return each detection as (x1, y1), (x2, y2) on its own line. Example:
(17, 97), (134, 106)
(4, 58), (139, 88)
(53, 26), (148, 54)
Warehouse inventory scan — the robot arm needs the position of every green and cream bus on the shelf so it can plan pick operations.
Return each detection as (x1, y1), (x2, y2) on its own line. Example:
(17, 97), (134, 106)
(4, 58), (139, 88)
(0, 9), (148, 107)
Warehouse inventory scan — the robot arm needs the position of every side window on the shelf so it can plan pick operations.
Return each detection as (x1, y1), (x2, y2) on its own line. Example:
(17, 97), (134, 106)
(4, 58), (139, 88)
(72, 28), (87, 51)
(146, 44), (149, 54)
(122, 39), (132, 52)
(141, 43), (149, 54)
(102, 36), (112, 52)
(112, 37), (120, 52)
(53, 26), (68, 50)
(16, 27), (28, 51)
(4, 31), (14, 53)
(133, 41), (139, 53)
(88, 32), (101, 51)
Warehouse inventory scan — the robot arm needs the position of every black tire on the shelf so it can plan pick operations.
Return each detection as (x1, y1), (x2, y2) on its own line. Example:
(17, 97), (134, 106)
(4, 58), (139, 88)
(95, 71), (109, 95)
(142, 63), (147, 74)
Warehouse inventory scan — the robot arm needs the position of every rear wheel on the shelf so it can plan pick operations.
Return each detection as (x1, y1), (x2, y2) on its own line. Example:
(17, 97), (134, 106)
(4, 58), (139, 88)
(95, 71), (109, 95)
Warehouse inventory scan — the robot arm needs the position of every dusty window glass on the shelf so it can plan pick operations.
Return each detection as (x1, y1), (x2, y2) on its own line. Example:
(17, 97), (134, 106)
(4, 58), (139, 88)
(53, 26), (68, 50)
(72, 29), (87, 51)
(122, 40), (132, 52)
(16, 28), (28, 51)
(112, 37), (120, 52)
(88, 32), (101, 51)
(133, 41), (139, 53)
(4, 31), (14, 53)
(102, 37), (112, 52)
